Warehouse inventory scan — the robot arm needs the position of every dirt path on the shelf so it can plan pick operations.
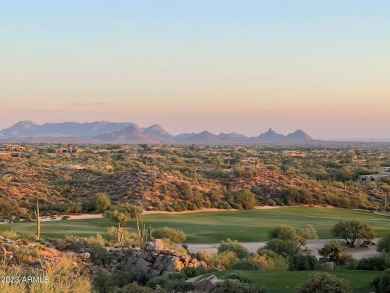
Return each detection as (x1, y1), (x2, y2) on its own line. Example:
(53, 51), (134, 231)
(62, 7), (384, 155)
(186, 238), (381, 260)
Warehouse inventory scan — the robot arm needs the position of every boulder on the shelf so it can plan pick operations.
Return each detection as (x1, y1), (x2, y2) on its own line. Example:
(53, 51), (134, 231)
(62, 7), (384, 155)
(126, 240), (208, 277)
(321, 262), (335, 270)
(133, 258), (153, 274)
(193, 275), (224, 293)
(81, 252), (91, 260)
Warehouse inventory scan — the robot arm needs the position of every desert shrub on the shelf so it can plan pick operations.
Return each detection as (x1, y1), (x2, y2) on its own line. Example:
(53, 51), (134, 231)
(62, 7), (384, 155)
(163, 278), (194, 292)
(106, 227), (138, 247)
(377, 234), (390, 253)
(222, 272), (254, 283)
(180, 266), (209, 278)
(256, 249), (289, 271)
(370, 269), (390, 293)
(210, 251), (239, 270)
(218, 239), (250, 258)
(153, 227), (186, 243)
(341, 258), (358, 270)
(114, 269), (151, 286)
(0, 267), (25, 293)
(295, 273), (352, 293)
(195, 250), (211, 263)
(31, 256), (91, 293)
(146, 275), (193, 292)
(17, 233), (38, 244)
(226, 189), (257, 210)
(264, 239), (297, 257)
(214, 279), (267, 293)
(230, 259), (262, 270)
(0, 257), (91, 293)
(86, 234), (106, 248)
(288, 254), (319, 271)
(119, 282), (153, 293)
(9, 245), (29, 265)
(146, 276), (169, 289)
(356, 254), (390, 271)
(0, 230), (18, 239)
(63, 235), (87, 251)
(31, 245), (43, 258)
(89, 246), (111, 266)
(93, 270), (116, 293)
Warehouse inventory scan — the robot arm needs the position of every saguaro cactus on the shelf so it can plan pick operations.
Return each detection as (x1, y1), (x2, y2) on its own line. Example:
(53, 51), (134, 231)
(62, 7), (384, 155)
(136, 216), (147, 246)
(29, 200), (41, 239)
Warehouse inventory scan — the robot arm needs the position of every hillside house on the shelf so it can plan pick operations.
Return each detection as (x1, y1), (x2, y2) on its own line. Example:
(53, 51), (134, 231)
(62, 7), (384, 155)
(358, 173), (390, 184)
(55, 145), (83, 154)
(6, 145), (26, 152)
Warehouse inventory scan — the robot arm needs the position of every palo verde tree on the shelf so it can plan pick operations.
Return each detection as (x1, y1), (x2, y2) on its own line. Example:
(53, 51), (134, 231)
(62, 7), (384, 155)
(331, 220), (375, 247)
(121, 203), (145, 246)
(104, 203), (143, 244)
(265, 225), (318, 257)
(104, 208), (130, 244)
(93, 193), (111, 213)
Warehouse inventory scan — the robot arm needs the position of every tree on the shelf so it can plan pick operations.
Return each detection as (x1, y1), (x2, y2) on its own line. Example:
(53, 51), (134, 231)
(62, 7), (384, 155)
(104, 208), (130, 243)
(318, 241), (345, 264)
(269, 225), (296, 241)
(295, 273), (352, 293)
(296, 225), (318, 248)
(331, 220), (375, 247)
(227, 189), (257, 210)
(265, 225), (318, 256)
(94, 193), (111, 213)
(377, 234), (390, 253)
(103, 203), (142, 244)
(264, 239), (298, 257)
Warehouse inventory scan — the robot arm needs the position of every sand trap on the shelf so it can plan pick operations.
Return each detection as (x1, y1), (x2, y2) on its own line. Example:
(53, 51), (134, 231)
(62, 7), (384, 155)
(186, 238), (381, 260)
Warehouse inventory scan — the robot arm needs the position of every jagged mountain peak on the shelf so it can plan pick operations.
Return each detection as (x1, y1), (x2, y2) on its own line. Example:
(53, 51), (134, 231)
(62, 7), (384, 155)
(143, 124), (173, 138)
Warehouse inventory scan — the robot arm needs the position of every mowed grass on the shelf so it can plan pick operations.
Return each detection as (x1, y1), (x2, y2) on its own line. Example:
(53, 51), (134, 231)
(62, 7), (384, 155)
(208, 270), (381, 293)
(2, 207), (389, 242)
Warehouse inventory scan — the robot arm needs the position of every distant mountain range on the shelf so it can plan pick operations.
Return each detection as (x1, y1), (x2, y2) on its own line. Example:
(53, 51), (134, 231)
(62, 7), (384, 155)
(0, 121), (316, 144)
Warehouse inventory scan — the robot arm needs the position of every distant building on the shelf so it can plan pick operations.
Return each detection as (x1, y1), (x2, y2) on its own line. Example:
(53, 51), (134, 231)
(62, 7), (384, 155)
(283, 151), (306, 158)
(358, 173), (390, 184)
(5, 145), (26, 152)
(55, 145), (83, 154)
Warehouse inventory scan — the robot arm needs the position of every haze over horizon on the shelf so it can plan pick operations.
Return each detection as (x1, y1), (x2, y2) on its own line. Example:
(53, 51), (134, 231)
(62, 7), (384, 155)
(1, 1), (389, 140)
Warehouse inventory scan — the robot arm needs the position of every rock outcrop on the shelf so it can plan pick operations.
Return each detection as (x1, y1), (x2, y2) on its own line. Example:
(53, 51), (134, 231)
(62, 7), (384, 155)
(126, 239), (207, 276)
(192, 275), (224, 293)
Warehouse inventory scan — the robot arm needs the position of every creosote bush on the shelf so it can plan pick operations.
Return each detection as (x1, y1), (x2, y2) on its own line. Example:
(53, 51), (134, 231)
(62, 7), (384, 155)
(295, 273), (352, 293)
(218, 239), (250, 258)
(153, 227), (186, 243)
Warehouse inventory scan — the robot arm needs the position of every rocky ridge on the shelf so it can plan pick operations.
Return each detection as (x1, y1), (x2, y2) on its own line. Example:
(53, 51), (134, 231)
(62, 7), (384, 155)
(126, 239), (207, 276)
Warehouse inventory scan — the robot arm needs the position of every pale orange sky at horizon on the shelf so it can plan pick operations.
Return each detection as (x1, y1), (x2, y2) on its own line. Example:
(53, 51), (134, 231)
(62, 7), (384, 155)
(1, 1), (389, 139)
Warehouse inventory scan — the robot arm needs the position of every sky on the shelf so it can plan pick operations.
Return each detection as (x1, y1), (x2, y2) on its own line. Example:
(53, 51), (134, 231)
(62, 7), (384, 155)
(1, 1), (389, 140)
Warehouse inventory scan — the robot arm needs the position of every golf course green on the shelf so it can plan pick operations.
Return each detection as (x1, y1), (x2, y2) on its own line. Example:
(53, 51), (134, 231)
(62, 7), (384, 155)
(2, 207), (389, 242)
